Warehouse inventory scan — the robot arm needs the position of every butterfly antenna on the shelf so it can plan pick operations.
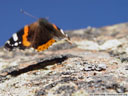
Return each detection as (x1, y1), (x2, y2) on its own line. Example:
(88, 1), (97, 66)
(20, 9), (38, 20)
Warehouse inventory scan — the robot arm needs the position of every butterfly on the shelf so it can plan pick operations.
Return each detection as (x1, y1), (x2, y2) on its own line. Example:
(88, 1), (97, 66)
(4, 18), (71, 52)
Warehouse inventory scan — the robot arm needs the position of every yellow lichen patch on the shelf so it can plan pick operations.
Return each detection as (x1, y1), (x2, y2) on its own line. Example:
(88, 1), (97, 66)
(22, 25), (31, 47)
(36, 39), (56, 52)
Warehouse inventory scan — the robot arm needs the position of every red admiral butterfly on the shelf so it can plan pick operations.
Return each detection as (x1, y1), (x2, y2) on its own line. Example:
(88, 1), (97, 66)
(4, 18), (71, 52)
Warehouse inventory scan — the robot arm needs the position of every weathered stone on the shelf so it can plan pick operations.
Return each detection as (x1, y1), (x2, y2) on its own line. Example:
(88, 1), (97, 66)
(0, 23), (128, 95)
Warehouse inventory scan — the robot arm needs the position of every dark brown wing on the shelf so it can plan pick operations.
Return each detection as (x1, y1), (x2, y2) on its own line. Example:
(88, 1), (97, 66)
(28, 22), (56, 51)
(4, 22), (56, 51)
(4, 18), (68, 51)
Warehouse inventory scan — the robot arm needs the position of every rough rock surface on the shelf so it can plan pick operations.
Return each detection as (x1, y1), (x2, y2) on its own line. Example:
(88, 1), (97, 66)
(1, 23), (128, 96)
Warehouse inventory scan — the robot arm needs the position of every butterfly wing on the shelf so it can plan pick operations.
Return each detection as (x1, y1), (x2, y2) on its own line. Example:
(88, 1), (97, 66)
(4, 28), (27, 50)
(4, 18), (69, 51)
(4, 22), (56, 51)
(29, 22), (56, 51)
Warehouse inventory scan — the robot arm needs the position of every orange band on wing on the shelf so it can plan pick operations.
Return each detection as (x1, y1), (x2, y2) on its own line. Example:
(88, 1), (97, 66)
(36, 39), (56, 52)
(52, 24), (58, 30)
(22, 25), (31, 47)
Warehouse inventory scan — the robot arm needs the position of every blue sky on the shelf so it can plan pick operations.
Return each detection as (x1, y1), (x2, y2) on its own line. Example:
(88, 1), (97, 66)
(0, 0), (128, 46)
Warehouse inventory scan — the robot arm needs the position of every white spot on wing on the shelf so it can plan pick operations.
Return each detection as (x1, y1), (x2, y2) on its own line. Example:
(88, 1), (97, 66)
(6, 40), (10, 44)
(60, 29), (69, 38)
(14, 42), (18, 46)
(12, 33), (18, 41)
(5, 40), (11, 46)
(19, 42), (21, 44)
(60, 29), (65, 35)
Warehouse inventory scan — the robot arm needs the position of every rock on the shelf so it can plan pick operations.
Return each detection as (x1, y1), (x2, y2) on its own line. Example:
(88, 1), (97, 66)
(83, 63), (106, 71)
(1, 23), (128, 95)
(96, 63), (107, 71)
(99, 39), (122, 50)
(75, 40), (99, 50)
